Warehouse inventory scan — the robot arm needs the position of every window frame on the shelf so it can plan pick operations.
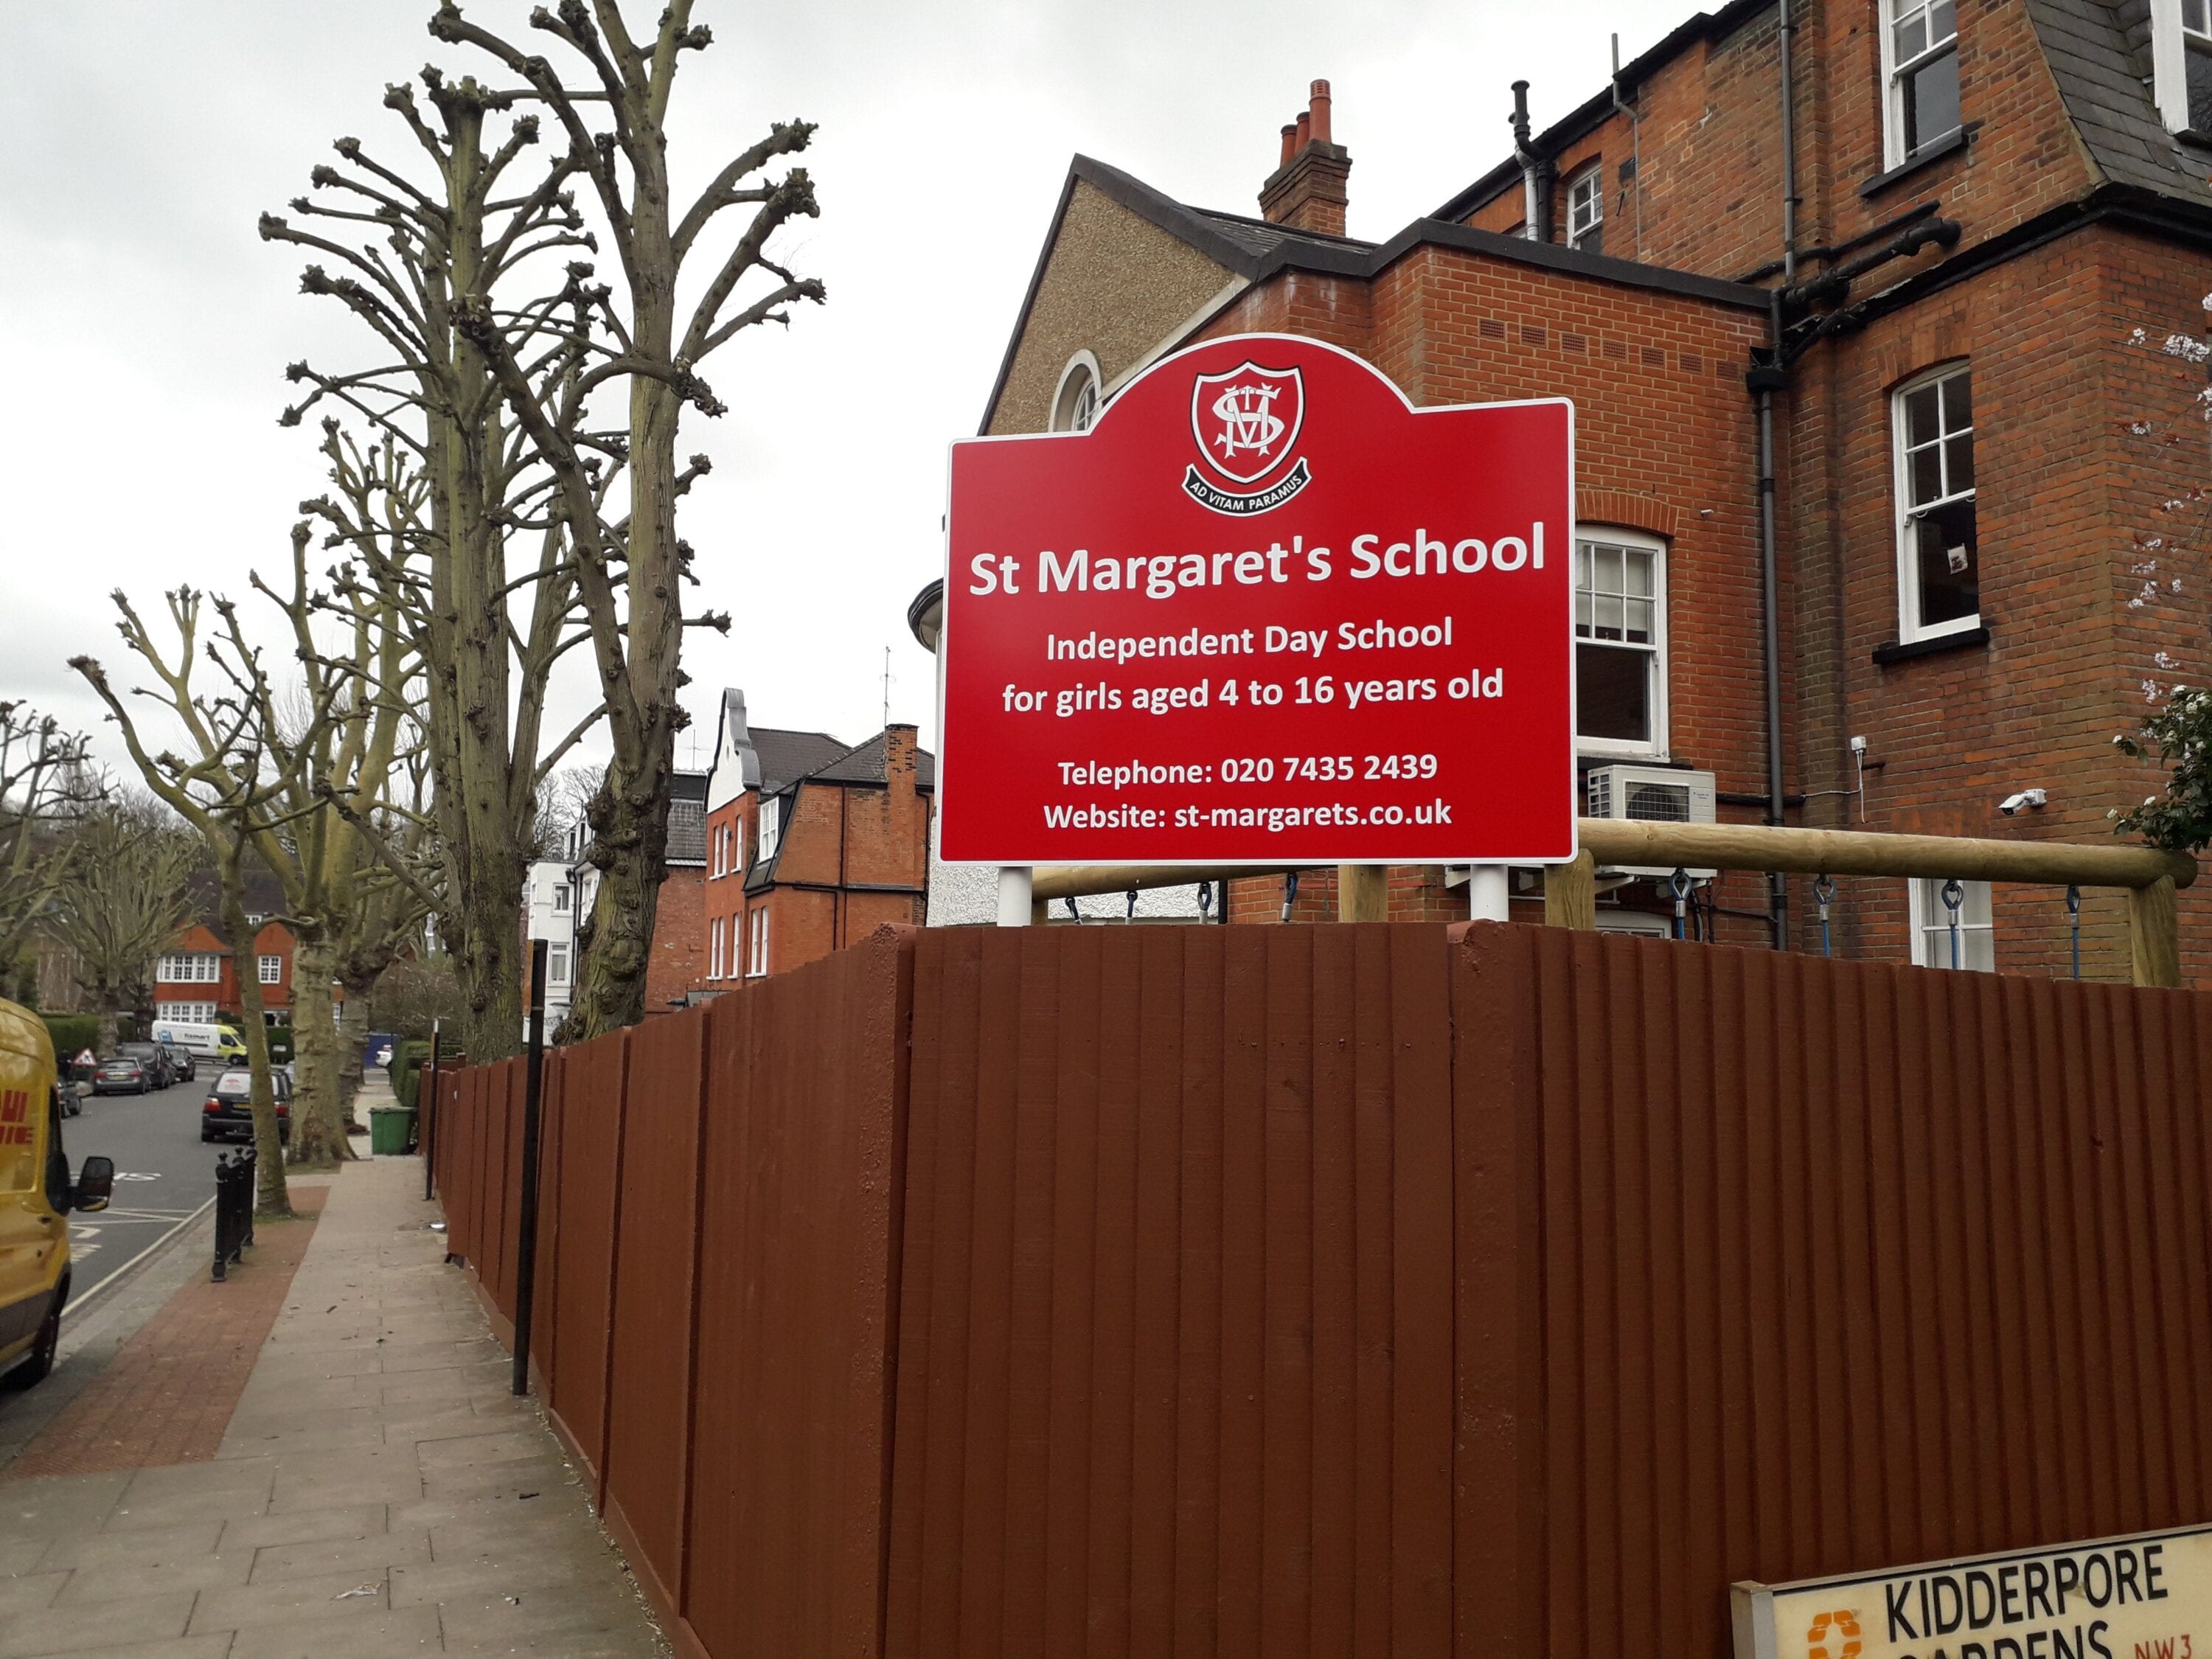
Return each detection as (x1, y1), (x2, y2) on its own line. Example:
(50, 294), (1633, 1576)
(2152, 0), (2212, 133)
(1880, 0), (1962, 168)
(1565, 163), (1604, 254)
(257, 954), (282, 985)
(1050, 351), (1104, 433)
(158, 952), (221, 984)
(748, 906), (770, 978)
(759, 796), (782, 864)
(1572, 524), (1670, 762)
(1890, 360), (1980, 644)
(1906, 877), (1995, 971)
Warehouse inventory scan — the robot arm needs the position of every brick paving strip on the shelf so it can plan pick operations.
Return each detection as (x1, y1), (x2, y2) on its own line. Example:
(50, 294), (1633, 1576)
(0, 1150), (665, 1658)
(4, 1188), (330, 1480)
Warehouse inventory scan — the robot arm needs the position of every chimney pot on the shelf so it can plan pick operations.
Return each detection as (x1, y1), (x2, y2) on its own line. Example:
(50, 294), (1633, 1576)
(1280, 122), (1298, 167)
(1309, 79), (1332, 146)
(1295, 110), (1311, 150)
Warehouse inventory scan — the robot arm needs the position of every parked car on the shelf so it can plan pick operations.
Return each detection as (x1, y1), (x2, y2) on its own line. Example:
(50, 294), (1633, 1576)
(157, 1040), (195, 1084)
(0, 997), (114, 1390)
(201, 1066), (290, 1146)
(113, 1041), (173, 1089)
(91, 1057), (150, 1096)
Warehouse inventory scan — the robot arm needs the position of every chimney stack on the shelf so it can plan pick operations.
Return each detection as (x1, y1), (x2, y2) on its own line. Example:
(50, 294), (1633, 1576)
(1259, 79), (1351, 237)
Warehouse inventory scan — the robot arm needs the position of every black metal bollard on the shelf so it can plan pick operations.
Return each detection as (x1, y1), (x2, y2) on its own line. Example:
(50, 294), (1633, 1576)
(211, 1147), (257, 1281)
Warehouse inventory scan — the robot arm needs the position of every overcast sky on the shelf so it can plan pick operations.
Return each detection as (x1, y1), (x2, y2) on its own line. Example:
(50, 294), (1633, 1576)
(1, 0), (1679, 779)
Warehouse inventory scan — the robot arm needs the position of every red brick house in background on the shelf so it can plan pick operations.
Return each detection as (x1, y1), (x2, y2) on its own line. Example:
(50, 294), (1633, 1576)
(917, 0), (2212, 981)
(563, 768), (709, 1016)
(700, 689), (934, 984)
(150, 869), (340, 1026)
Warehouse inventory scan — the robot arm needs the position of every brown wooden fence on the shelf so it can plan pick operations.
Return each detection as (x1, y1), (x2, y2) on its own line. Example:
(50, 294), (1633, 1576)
(428, 922), (2212, 1658)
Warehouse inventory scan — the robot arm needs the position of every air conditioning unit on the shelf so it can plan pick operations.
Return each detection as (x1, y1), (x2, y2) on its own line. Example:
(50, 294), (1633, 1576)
(1585, 764), (1717, 878)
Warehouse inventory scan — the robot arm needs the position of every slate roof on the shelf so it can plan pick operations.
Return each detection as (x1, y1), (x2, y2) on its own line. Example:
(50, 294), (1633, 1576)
(2027, 0), (2212, 205)
(805, 731), (937, 792)
(751, 726), (850, 792)
(665, 769), (709, 867)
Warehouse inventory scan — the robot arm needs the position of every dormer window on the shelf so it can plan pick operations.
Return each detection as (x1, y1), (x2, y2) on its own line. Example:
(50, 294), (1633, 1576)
(2154, 0), (2212, 134)
(1885, 0), (1961, 167)
(1051, 352), (1103, 432)
(1566, 165), (1604, 255)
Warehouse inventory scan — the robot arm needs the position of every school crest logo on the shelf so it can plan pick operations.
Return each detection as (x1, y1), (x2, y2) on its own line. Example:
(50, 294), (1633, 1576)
(1183, 361), (1312, 515)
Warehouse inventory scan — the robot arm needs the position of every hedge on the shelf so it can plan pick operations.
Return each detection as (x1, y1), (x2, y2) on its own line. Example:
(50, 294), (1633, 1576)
(389, 1039), (431, 1112)
(41, 1015), (101, 1062)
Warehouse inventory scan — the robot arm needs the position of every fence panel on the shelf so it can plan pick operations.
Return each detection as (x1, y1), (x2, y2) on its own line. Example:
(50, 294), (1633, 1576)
(883, 922), (1456, 1659)
(1449, 923), (2212, 1658)
(600, 1006), (710, 1609)
(681, 928), (913, 1659)
(546, 1029), (629, 1479)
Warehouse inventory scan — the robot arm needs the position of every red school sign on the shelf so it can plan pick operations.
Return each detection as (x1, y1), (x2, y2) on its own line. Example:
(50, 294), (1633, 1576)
(938, 334), (1576, 866)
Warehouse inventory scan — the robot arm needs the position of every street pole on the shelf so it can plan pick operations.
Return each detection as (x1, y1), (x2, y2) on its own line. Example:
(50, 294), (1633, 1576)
(422, 1020), (440, 1204)
(1470, 864), (1509, 922)
(996, 865), (1033, 926)
(511, 941), (547, 1398)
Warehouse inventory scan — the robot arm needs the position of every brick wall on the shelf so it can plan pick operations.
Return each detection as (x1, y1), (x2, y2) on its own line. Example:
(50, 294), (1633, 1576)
(647, 868), (705, 1012)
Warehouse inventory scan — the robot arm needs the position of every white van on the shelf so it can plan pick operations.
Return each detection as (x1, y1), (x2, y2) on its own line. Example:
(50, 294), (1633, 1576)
(152, 1021), (248, 1066)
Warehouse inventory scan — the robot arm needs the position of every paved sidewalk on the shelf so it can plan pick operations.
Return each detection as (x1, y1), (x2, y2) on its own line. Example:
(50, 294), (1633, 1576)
(0, 1157), (664, 1657)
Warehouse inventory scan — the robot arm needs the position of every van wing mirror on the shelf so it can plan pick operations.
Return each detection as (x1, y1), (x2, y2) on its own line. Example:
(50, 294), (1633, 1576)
(73, 1155), (114, 1214)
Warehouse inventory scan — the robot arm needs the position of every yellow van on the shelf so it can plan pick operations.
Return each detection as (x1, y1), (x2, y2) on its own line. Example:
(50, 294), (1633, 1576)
(0, 998), (113, 1388)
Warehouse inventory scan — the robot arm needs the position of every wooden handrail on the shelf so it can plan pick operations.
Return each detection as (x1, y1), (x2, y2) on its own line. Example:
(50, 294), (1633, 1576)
(1576, 819), (2195, 891)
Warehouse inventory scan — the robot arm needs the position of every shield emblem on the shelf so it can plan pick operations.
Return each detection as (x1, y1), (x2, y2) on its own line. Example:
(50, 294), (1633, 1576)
(1191, 362), (1305, 484)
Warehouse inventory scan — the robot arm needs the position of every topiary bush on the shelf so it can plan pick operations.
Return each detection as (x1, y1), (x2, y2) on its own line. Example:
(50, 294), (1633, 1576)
(389, 1040), (431, 1111)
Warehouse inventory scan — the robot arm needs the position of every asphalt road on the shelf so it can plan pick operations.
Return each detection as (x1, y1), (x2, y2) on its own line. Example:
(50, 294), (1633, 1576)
(57, 1071), (226, 1306)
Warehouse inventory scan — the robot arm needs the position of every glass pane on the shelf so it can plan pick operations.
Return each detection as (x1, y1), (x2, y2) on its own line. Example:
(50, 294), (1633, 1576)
(1576, 642), (1650, 743)
(1595, 593), (1625, 639)
(1577, 542), (1593, 585)
(1914, 498), (1979, 627)
(2190, 0), (2211, 34)
(1576, 591), (1593, 634)
(1594, 545), (1622, 593)
(1944, 432), (1974, 495)
(1896, 13), (1927, 62)
(1625, 598), (1655, 644)
(1626, 551), (1654, 596)
(1574, 222), (1604, 257)
(2190, 41), (2212, 131)
(1911, 444), (1944, 505)
(1930, 0), (1955, 44)
(1941, 371), (1971, 431)
(1906, 49), (1961, 154)
(1905, 383), (1941, 446)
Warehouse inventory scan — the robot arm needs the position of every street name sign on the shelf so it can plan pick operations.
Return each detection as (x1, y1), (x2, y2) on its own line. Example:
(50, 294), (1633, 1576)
(1733, 1521), (2212, 1659)
(937, 334), (1576, 866)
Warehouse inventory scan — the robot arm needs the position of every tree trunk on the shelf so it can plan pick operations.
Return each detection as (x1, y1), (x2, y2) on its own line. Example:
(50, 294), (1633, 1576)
(566, 759), (672, 1035)
(335, 989), (370, 1126)
(216, 845), (290, 1217)
(94, 1009), (117, 1057)
(287, 936), (350, 1169)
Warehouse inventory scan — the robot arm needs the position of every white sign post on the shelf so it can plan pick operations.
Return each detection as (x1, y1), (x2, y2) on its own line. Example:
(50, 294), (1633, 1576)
(1733, 1522), (2212, 1659)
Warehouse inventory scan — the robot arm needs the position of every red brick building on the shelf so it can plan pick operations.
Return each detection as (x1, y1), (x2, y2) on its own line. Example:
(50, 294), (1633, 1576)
(699, 690), (934, 984)
(924, 0), (2212, 979)
(150, 869), (337, 1026)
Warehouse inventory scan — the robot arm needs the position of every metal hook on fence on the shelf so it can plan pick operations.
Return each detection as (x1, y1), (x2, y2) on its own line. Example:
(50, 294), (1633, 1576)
(1281, 872), (1300, 922)
(2065, 884), (2081, 979)
(1814, 874), (1836, 958)
(1197, 880), (1214, 920)
(1125, 888), (1139, 923)
(1062, 895), (1082, 924)
(1942, 877), (1966, 970)
(1670, 867), (1692, 941)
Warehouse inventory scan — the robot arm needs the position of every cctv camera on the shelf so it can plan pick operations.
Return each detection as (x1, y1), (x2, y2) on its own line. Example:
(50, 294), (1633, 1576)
(1998, 787), (2048, 815)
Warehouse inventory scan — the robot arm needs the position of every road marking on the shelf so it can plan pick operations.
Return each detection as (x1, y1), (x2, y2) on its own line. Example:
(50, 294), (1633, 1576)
(65, 1197), (215, 1313)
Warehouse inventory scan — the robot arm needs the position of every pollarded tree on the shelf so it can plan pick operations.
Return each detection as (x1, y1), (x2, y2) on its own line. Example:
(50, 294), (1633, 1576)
(0, 702), (103, 973)
(44, 793), (203, 1055)
(432, 0), (821, 1035)
(263, 70), (603, 1065)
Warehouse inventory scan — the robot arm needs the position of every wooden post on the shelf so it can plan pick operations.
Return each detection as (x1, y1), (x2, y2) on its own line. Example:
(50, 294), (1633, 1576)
(1338, 863), (1388, 922)
(1545, 849), (1596, 931)
(2130, 876), (2183, 987)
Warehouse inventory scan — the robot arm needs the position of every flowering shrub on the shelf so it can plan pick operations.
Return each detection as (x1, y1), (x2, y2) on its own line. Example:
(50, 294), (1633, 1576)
(2114, 686), (2212, 851)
